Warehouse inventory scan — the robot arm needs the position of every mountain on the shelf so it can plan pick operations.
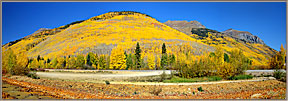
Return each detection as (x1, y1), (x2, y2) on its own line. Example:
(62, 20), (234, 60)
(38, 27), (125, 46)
(164, 20), (205, 35)
(2, 11), (213, 59)
(222, 28), (264, 44)
(164, 20), (277, 65)
(2, 11), (276, 66)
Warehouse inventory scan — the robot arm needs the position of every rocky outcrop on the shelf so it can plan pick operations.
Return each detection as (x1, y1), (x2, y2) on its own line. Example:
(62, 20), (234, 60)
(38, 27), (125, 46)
(164, 20), (205, 35)
(222, 29), (265, 44)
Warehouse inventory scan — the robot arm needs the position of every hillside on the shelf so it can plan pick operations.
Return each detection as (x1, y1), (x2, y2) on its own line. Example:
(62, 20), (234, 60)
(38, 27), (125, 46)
(164, 20), (277, 66)
(2, 11), (213, 59)
(2, 11), (276, 67)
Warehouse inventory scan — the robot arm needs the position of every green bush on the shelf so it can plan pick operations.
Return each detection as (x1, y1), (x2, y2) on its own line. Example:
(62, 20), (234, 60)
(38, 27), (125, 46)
(273, 69), (285, 80)
(159, 71), (167, 82)
(208, 76), (222, 81)
(197, 87), (204, 92)
(105, 80), (110, 85)
(228, 75), (253, 80)
(27, 72), (40, 79)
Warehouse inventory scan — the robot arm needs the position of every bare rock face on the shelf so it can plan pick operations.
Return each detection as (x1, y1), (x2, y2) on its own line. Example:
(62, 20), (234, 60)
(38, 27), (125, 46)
(31, 28), (51, 36)
(222, 28), (265, 44)
(164, 20), (205, 35)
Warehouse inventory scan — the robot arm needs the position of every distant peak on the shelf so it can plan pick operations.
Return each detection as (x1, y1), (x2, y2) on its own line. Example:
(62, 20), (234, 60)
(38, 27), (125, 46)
(222, 28), (264, 44)
(38, 28), (50, 31)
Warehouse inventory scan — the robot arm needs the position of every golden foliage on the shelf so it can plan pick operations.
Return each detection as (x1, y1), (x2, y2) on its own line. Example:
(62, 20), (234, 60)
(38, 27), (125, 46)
(109, 46), (126, 70)
(148, 55), (156, 70)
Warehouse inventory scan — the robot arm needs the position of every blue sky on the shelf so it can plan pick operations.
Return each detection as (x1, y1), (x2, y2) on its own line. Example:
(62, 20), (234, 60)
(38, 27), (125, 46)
(2, 2), (286, 50)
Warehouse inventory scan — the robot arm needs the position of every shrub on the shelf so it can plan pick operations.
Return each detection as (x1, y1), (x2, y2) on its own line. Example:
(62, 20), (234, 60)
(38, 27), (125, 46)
(27, 72), (40, 79)
(159, 71), (166, 82)
(197, 87), (204, 92)
(273, 69), (285, 80)
(149, 86), (162, 96)
(228, 75), (253, 80)
(208, 76), (222, 81)
(278, 73), (286, 82)
(105, 80), (110, 85)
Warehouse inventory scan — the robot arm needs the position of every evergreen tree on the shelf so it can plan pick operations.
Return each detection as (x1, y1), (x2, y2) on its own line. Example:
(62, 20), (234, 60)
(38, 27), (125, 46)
(37, 55), (41, 62)
(126, 53), (133, 70)
(135, 42), (141, 69)
(168, 54), (176, 69)
(224, 53), (229, 62)
(161, 54), (168, 69)
(62, 58), (66, 68)
(162, 43), (166, 54)
(86, 52), (94, 66)
(161, 43), (168, 69)
(47, 58), (51, 64)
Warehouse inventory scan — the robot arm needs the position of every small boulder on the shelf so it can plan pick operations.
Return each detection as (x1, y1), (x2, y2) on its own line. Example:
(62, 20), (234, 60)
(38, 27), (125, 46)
(250, 93), (264, 99)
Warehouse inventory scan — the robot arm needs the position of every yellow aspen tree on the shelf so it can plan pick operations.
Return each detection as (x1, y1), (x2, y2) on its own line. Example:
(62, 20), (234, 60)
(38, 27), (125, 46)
(2, 48), (8, 74)
(156, 55), (161, 70)
(56, 57), (64, 69)
(214, 45), (224, 75)
(16, 51), (29, 69)
(148, 55), (156, 70)
(109, 46), (126, 70)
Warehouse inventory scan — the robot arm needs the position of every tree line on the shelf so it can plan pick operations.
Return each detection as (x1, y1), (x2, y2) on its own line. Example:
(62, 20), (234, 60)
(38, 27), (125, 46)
(2, 42), (286, 79)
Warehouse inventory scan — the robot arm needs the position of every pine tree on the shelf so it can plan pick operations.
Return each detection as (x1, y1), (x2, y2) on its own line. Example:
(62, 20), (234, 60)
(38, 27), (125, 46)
(135, 42), (141, 69)
(168, 54), (176, 69)
(47, 58), (51, 64)
(162, 43), (166, 54)
(126, 53), (133, 70)
(86, 52), (94, 66)
(37, 55), (41, 62)
(161, 43), (168, 69)
(62, 57), (67, 68)
(224, 53), (229, 62)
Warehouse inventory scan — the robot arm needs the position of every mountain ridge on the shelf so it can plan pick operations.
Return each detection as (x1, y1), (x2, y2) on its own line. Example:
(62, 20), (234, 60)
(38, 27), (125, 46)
(222, 28), (265, 44)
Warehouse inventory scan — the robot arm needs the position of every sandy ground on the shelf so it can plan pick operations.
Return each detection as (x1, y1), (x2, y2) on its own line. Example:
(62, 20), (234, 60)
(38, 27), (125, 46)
(36, 70), (172, 81)
(36, 70), (279, 85)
